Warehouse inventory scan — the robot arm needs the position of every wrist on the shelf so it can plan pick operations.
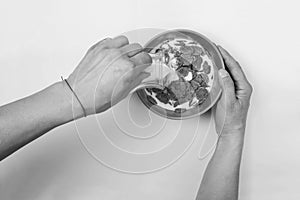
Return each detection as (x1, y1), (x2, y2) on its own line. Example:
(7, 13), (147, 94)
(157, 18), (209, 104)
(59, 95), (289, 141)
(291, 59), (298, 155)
(220, 123), (246, 136)
(50, 81), (85, 123)
(218, 130), (245, 147)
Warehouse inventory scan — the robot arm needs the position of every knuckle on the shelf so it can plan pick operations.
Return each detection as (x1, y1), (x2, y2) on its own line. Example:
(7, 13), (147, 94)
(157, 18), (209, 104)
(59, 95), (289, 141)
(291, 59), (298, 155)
(125, 60), (135, 69)
(119, 35), (129, 43)
(249, 84), (253, 93)
(133, 43), (143, 49)
(101, 37), (112, 46)
(235, 60), (241, 67)
(246, 84), (253, 95)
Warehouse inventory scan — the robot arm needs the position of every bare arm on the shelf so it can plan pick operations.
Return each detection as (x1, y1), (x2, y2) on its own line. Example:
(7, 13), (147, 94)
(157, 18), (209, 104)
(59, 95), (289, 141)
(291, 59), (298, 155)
(197, 133), (245, 200)
(0, 36), (151, 161)
(0, 81), (82, 160)
(196, 46), (253, 200)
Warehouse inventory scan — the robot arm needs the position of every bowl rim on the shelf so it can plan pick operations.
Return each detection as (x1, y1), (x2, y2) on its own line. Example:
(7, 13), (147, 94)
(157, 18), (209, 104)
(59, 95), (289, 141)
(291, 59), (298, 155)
(137, 28), (225, 120)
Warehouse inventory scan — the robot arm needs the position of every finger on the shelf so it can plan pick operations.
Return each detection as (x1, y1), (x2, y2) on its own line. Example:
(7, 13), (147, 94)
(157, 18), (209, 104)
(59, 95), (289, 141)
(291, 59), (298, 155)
(89, 35), (129, 51)
(111, 35), (129, 47)
(101, 35), (129, 50)
(218, 46), (250, 85)
(130, 51), (152, 69)
(218, 69), (236, 105)
(218, 45), (253, 98)
(89, 37), (111, 51)
(120, 43), (143, 57)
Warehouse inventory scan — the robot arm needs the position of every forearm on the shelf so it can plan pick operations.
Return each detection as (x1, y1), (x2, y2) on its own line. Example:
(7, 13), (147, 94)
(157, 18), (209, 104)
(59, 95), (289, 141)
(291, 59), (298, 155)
(0, 81), (83, 160)
(196, 132), (245, 200)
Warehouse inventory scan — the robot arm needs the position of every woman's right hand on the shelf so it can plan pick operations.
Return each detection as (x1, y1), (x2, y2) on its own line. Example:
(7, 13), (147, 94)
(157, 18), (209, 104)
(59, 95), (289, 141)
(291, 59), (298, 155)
(66, 35), (152, 117)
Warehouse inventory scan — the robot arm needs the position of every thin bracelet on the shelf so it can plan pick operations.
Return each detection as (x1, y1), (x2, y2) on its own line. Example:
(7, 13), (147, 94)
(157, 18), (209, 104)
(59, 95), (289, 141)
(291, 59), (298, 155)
(61, 76), (87, 117)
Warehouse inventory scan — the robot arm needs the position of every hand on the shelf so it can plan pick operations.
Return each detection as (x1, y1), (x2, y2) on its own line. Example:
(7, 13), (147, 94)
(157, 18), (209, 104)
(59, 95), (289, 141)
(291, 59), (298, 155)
(66, 35), (152, 116)
(214, 46), (253, 135)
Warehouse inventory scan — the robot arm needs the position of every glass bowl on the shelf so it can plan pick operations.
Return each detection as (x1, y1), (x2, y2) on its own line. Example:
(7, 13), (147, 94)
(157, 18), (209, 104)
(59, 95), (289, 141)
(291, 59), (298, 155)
(136, 29), (224, 120)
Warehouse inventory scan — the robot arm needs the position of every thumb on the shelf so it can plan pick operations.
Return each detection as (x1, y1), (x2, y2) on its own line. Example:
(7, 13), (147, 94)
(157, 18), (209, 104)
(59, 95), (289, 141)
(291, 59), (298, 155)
(218, 69), (236, 105)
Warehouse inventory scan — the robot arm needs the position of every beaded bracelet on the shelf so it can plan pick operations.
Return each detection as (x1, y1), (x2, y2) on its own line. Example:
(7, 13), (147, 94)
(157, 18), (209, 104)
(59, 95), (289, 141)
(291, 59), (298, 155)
(61, 76), (87, 117)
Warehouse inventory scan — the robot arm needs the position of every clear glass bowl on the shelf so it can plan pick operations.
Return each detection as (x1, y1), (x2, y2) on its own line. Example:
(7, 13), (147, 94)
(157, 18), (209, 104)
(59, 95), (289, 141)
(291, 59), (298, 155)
(135, 29), (225, 120)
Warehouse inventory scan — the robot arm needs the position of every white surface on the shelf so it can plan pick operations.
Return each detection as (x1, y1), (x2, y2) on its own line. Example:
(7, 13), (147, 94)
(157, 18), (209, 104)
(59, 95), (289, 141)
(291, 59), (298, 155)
(1, 0), (300, 199)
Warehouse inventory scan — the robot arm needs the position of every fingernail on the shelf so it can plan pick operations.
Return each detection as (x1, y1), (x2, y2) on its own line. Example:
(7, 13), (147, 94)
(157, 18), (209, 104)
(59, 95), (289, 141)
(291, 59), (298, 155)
(219, 69), (228, 78)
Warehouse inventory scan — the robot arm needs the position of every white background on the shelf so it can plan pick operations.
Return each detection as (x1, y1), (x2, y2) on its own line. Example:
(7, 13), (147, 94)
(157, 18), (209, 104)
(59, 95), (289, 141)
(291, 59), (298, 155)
(1, 0), (300, 199)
